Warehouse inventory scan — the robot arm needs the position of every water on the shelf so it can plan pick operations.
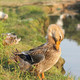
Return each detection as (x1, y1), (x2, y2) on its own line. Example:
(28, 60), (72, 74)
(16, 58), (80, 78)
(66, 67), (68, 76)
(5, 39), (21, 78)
(60, 39), (80, 79)
(49, 14), (80, 79)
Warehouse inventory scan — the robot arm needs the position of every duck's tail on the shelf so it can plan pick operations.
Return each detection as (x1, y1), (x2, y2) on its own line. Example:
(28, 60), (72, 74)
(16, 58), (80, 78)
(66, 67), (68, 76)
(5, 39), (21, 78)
(11, 49), (22, 63)
(11, 49), (31, 71)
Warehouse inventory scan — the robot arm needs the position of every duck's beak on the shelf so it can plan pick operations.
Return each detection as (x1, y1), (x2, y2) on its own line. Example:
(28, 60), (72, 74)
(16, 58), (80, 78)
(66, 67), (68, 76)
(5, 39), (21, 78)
(55, 35), (63, 50)
(52, 36), (61, 50)
(52, 35), (61, 50)
(55, 40), (61, 50)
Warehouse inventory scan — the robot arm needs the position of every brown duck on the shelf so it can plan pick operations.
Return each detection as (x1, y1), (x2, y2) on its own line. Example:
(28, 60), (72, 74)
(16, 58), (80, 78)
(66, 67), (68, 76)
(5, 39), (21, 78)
(12, 24), (64, 80)
(2, 33), (21, 46)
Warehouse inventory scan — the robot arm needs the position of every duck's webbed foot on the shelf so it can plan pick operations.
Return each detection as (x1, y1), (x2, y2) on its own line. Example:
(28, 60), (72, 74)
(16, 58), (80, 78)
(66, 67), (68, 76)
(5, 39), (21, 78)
(37, 72), (45, 80)
(42, 73), (45, 79)
(37, 73), (42, 80)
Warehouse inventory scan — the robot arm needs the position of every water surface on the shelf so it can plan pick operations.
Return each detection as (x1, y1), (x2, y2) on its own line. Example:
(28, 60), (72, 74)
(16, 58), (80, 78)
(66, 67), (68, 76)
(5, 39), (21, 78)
(61, 39), (80, 78)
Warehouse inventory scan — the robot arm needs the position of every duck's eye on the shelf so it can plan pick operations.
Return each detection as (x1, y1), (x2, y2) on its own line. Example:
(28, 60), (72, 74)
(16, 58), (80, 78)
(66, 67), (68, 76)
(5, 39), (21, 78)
(59, 36), (61, 41)
(52, 35), (57, 42)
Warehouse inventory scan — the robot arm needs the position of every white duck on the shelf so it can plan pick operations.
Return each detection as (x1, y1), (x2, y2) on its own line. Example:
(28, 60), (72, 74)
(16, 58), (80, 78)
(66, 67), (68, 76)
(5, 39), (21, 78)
(56, 14), (69, 28)
(0, 11), (8, 20)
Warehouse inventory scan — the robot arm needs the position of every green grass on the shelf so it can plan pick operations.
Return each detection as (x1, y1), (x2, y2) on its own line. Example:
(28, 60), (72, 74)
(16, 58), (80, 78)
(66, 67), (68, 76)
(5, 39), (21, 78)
(0, 5), (74, 80)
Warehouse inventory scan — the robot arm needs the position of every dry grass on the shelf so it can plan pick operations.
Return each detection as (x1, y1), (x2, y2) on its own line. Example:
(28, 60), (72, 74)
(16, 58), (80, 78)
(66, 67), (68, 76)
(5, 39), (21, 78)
(0, 0), (76, 7)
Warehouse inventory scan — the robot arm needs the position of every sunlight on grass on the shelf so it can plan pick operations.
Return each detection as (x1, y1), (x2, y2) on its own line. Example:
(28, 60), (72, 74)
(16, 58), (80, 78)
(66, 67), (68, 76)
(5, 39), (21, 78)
(0, 5), (74, 80)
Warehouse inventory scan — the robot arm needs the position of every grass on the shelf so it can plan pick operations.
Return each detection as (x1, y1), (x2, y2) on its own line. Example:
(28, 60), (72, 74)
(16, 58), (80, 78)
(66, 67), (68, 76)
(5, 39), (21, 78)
(0, 0), (76, 7)
(0, 5), (74, 80)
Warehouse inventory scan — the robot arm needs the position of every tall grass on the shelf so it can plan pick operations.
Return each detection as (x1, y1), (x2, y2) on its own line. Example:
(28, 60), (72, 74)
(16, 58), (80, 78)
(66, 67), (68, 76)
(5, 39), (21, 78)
(0, 5), (73, 80)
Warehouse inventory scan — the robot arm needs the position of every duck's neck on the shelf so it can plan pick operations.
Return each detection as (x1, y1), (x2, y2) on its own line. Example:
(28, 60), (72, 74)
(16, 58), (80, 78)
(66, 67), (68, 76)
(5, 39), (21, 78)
(47, 35), (55, 45)
(56, 18), (63, 28)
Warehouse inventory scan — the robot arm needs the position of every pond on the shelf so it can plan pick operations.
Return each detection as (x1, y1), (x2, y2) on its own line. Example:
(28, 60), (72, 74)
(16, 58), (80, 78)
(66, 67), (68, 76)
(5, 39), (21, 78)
(61, 39), (80, 79)
(49, 15), (80, 79)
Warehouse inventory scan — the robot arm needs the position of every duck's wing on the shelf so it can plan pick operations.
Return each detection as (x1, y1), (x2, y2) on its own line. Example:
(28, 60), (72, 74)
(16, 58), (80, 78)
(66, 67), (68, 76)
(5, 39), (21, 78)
(12, 44), (46, 64)
(30, 54), (45, 64)
(13, 53), (45, 64)
(22, 44), (47, 55)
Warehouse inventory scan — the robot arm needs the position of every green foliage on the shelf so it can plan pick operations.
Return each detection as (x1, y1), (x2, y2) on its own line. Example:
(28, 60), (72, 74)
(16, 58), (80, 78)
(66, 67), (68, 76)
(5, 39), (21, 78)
(0, 22), (6, 52)
(0, 5), (48, 80)
(78, 77), (80, 80)
(45, 66), (69, 80)
(0, 5), (73, 80)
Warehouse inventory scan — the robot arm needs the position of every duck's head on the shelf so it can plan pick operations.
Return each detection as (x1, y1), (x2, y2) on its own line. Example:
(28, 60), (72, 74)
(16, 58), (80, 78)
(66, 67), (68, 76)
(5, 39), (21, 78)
(60, 13), (70, 20)
(0, 12), (8, 20)
(47, 24), (64, 50)
(4, 14), (8, 20)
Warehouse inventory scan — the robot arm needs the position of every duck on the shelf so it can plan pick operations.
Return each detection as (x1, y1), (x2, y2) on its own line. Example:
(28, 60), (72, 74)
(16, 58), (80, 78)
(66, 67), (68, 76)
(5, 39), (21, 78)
(12, 24), (64, 80)
(3, 33), (21, 46)
(0, 11), (8, 20)
(56, 13), (69, 28)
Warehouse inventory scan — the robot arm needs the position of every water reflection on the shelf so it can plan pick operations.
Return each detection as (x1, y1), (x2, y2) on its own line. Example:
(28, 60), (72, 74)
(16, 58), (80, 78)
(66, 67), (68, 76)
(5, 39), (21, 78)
(61, 39), (80, 78)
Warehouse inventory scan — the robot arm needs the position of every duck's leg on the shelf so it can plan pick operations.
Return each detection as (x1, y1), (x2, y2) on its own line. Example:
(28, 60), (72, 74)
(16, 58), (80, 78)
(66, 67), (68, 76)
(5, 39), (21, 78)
(55, 41), (61, 50)
(37, 73), (42, 80)
(42, 73), (45, 79)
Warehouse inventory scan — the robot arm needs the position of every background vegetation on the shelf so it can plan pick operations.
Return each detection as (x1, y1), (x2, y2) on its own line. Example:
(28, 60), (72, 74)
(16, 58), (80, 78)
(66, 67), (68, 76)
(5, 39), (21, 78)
(0, 4), (79, 80)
